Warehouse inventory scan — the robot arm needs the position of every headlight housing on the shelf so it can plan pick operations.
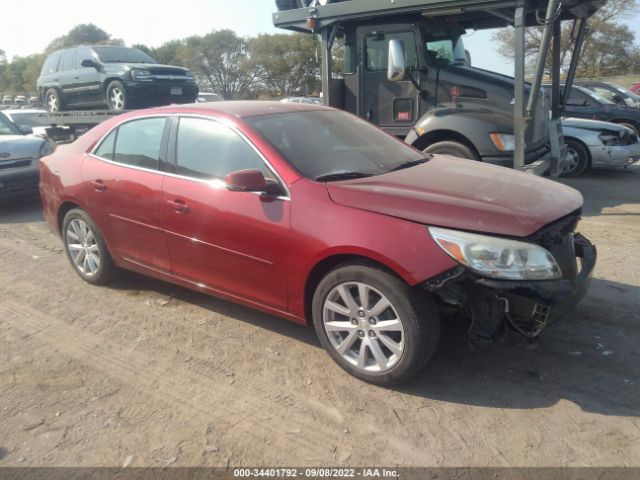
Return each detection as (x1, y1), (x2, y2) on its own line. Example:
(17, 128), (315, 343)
(39, 139), (56, 158)
(490, 133), (515, 152)
(429, 226), (561, 280)
(131, 68), (152, 81)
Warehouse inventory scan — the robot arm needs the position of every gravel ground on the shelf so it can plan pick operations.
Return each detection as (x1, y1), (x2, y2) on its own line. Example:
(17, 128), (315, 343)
(0, 166), (638, 468)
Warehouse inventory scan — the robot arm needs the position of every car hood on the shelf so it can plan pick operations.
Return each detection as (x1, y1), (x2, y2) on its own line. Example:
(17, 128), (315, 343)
(0, 135), (45, 160)
(326, 155), (583, 238)
(562, 117), (630, 133)
(109, 63), (190, 74)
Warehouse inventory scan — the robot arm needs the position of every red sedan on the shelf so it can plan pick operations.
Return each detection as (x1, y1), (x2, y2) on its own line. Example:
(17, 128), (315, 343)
(39, 102), (596, 385)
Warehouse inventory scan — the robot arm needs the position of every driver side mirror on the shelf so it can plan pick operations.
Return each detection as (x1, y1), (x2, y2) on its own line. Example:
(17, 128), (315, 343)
(226, 169), (269, 193)
(387, 39), (407, 82)
(81, 58), (100, 70)
(19, 125), (33, 135)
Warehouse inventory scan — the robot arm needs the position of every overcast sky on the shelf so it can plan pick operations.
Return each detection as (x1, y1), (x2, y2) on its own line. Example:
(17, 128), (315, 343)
(2, 0), (640, 76)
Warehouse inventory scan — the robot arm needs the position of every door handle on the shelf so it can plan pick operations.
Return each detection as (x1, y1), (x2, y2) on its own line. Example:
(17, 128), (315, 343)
(90, 179), (107, 192)
(73, 76), (80, 80)
(167, 199), (190, 214)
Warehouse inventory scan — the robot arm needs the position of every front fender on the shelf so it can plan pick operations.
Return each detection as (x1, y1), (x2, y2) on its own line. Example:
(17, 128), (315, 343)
(406, 107), (514, 157)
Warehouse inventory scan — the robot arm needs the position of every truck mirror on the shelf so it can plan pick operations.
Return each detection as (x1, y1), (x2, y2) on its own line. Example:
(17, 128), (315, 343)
(387, 39), (407, 82)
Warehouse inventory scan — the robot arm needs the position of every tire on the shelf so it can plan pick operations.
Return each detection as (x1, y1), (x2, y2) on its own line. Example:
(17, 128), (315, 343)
(424, 140), (479, 160)
(311, 262), (440, 386)
(106, 80), (129, 111)
(560, 139), (589, 178)
(44, 88), (63, 113)
(62, 208), (117, 285)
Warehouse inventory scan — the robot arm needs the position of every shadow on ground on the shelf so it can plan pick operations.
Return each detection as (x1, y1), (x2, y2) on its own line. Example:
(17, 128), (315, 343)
(560, 166), (640, 217)
(0, 197), (43, 224)
(107, 269), (640, 418)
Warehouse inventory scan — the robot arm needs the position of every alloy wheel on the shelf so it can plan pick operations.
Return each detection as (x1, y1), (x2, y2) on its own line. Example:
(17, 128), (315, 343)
(66, 219), (101, 276)
(109, 87), (125, 110)
(48, 94), (58, 112)
(322, 282), (405, 373)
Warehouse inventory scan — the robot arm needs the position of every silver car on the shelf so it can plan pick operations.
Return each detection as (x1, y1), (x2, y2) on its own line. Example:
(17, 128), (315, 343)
(0, 111), (54, 199)
(561, 118), (640, 177)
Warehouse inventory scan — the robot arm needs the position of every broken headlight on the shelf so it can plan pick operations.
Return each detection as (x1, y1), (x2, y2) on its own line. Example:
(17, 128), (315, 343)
(429, 227), (562, 280)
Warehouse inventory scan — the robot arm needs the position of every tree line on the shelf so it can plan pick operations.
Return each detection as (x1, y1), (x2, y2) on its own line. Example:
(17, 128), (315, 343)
(0, 24), (321, 99)
(1, 0), (638, 98)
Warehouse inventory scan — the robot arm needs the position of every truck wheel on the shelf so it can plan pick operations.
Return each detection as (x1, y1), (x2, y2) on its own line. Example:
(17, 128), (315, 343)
(424, 141), (479, 160)
(62, 208), (117, 285)
(106, 81), (129, 111)
(45, 89), (63, 113)
(312, 262), (440, 386)
(560, 139), (589, 178)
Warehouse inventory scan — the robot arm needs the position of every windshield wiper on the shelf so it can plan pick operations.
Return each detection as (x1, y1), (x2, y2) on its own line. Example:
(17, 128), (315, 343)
(387, 156), (431, 173)
(315, 171), (373, 182)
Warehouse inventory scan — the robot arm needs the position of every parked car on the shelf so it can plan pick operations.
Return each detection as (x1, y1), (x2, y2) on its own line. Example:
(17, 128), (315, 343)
(2, 109), (50, 137)
(2, 95), (13, 105)
(561, 118), (640, 177)
(13, 95), (27, 106)
(549, 84), (640, 134)
(0, 111), (54, 199)
(576, 80), (640, 108)
(39, 102), (596, 386)
(37, 45), (199, 113)
(280, 96), (322, 104)
(196, 92), (224, 103)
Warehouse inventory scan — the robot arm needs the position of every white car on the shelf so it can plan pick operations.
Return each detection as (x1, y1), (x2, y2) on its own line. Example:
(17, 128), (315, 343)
(561, 117), (640, 177)
(0, 111), (54, 199)
(1, 109), (50, 137)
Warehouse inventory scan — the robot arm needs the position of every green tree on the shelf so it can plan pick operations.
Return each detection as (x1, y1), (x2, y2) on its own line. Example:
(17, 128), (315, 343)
(46, 24), (123, 53)
(179, 30), (258, 99)
(249, 33), (320, 97)
(491, 0), (639, 77)
(152, 40), (185, 65)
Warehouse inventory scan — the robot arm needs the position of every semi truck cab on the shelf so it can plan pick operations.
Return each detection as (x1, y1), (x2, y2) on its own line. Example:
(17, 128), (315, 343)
(274, 0), (607, 175)
(339, 17), (550, 165)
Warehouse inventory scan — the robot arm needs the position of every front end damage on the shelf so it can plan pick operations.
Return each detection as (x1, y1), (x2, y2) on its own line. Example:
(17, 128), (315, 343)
(423, 212), (596, 343)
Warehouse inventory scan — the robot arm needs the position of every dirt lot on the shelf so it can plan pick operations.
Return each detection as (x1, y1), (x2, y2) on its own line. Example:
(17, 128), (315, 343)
(0, 167), (639, 468)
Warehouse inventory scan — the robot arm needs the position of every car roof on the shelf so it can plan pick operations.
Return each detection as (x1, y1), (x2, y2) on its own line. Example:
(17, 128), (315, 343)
(143, 100), (333, 119)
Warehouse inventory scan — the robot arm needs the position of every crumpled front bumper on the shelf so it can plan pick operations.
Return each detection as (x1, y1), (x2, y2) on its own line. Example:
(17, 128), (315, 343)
(423, 233), (597, 340)
(589, 142), (640, 169)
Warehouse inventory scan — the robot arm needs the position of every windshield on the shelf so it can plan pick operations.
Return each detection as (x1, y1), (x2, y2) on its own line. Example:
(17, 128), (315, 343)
(0, 113), (21, 135)
(93, 46), (157, 64)
(425, 35), (468, 65)
(246, 110), (426, 181)
(581, 87), (615, 105)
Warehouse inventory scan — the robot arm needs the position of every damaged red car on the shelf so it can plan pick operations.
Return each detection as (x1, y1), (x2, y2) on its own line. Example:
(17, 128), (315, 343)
(39, 102), (596, 386)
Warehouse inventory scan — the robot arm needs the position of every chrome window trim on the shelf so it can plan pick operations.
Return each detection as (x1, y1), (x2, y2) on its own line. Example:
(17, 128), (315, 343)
(89, 113), (291, 200)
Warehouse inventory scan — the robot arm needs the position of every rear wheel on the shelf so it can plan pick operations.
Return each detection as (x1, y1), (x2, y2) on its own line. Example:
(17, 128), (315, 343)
(106, 80), (129, 111)
(312, 262), (440, 386)
(560, 139), (589, 178)
(424, 140), (479, 160)
(45, 88), (63, 113)
(62, 208), (117, 285)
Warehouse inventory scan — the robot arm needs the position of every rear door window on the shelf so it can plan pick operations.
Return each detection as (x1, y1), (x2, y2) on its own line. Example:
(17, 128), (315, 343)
(59, 50), (76, 72)
(110, 117), (167, 170)
(41, 53), (61, 75)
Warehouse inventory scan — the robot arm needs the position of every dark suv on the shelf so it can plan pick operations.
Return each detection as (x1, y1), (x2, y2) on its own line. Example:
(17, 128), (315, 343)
(37, 45), (199, 113)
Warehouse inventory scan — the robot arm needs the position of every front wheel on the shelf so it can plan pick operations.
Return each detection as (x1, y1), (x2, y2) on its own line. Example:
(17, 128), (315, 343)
(424, 140), (479, 160)
(106, 80), (129, 111)
(560, 139), (589, 178)
(312, 262), (440, 386)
